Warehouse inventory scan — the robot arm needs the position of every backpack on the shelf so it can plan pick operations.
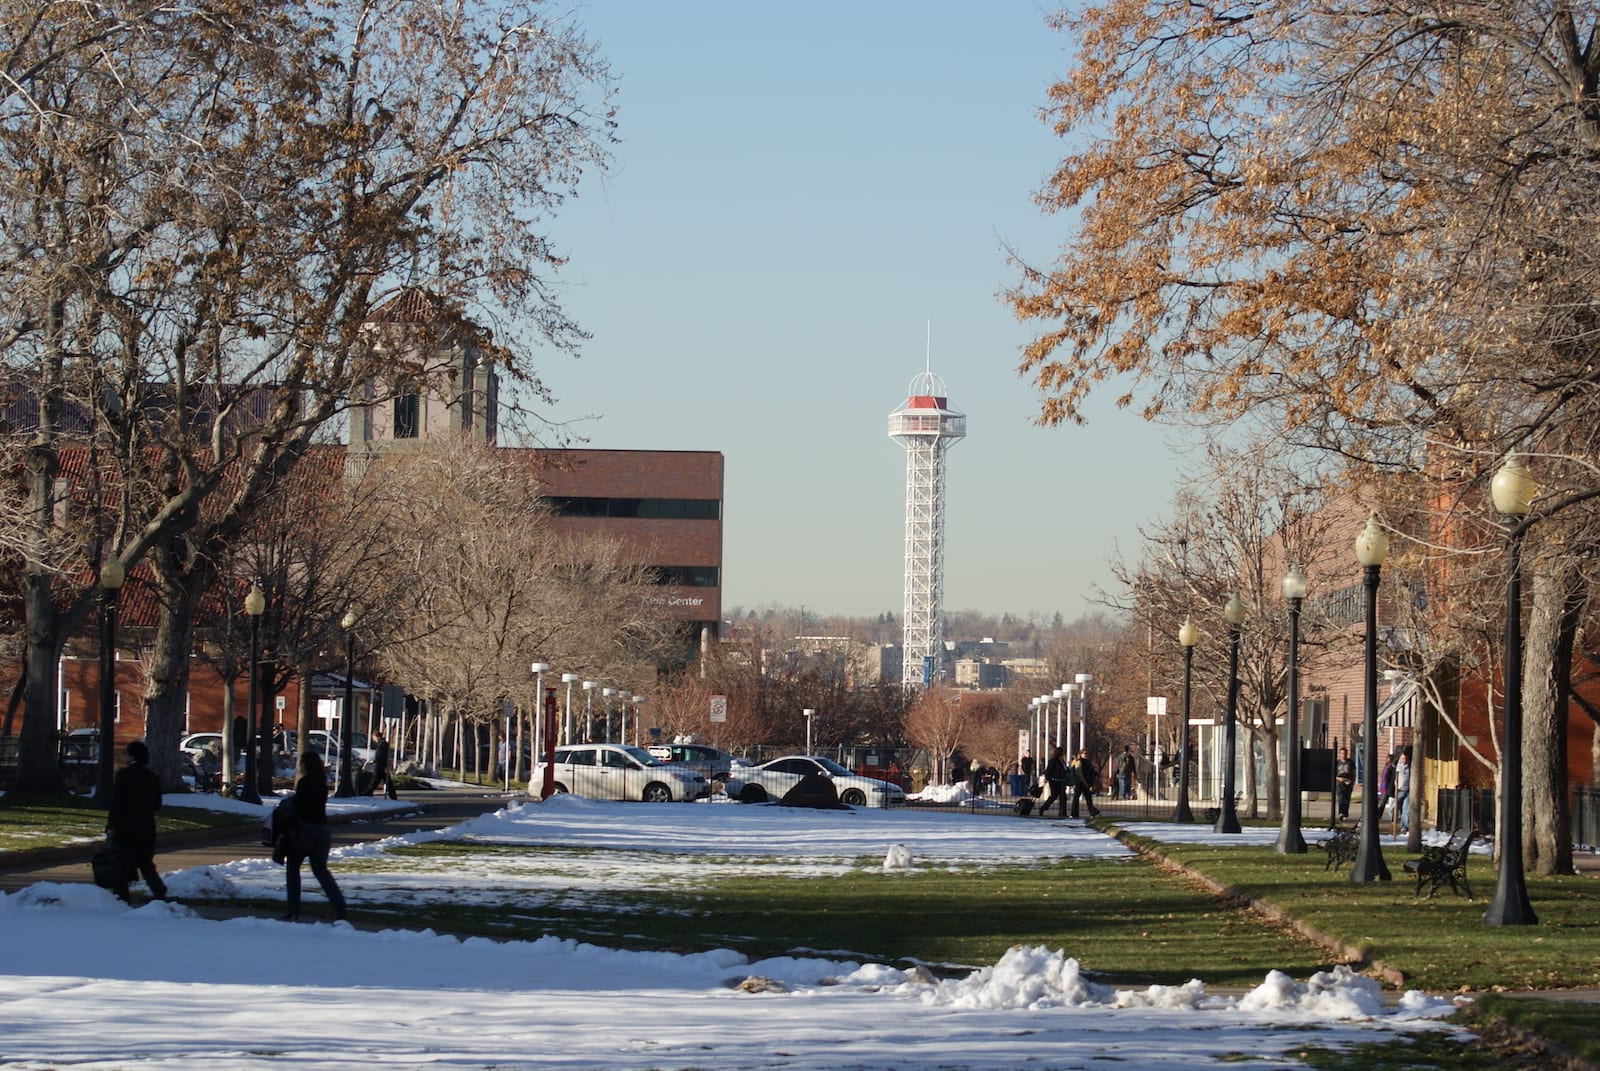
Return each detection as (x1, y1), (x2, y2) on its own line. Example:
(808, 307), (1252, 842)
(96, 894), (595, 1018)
(265, 794), (300, 863)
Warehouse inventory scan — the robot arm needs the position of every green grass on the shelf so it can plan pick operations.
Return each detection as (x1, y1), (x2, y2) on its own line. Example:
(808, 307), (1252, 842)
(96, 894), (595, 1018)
(356, 841), (1338, 987)
(1113, 822), (1600, 991)
(0, 792), (252, 852)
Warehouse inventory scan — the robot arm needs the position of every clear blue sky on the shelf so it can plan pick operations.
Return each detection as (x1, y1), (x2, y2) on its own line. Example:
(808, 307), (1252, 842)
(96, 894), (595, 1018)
(535, 1), (1192, 621)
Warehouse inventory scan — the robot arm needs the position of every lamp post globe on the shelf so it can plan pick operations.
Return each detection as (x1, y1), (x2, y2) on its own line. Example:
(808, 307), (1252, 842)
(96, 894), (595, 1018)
(1485, 456), (1538, 925)
(1350, 514), (1392, 883)
(1276, 566), (1309, 854)
(335, 609), (359, 797)
(93, 558), (126, 805)
(1173, 617), (1199, 823)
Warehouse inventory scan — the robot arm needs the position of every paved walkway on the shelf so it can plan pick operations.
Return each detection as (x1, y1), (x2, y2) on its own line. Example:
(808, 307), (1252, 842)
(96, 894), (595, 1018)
(0, 784), (517, 896)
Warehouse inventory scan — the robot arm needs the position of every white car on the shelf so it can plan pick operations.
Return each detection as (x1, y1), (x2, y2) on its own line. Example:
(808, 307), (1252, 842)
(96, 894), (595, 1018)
(725, 755), (907, 808)
(534, 743), (708, 803)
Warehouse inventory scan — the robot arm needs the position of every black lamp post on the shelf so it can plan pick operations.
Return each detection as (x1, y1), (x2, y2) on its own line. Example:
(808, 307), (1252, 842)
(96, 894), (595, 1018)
(240, 583), (266, 805)
(1350, 514), (1392, 883)
(1276, 566), (1309, 853)
(1485, 455), (1538, 926)
(94, 558), (125, 805)
(1216, 594), (1245, 834)
(335, 609), (358, 798)
(1172, 617), (1199, 823)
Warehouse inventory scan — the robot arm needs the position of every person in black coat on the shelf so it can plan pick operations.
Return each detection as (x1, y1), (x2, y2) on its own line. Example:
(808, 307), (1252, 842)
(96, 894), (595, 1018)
(282, 749), (347, 922)
(1070, 749), (1101, 819)
(367, 731), (397, 800)
(1038, 747), (1071, 818)
(106, 739), (168, 902)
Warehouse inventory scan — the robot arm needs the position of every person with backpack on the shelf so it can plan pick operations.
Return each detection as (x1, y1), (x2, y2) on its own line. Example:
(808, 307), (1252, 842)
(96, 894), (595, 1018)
(281, 749), (346, 922)
(1037, 747), (1071, 818)
(105, 740), (168, 903)
(1070, 749), (1101, 819)
(367, 731), (397, 800)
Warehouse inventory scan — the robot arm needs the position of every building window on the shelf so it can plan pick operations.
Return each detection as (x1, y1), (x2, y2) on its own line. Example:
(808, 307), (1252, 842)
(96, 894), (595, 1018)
(394, 388), (420, 439)
(655, 566), (719, 587)
(545, 496), (720, 520)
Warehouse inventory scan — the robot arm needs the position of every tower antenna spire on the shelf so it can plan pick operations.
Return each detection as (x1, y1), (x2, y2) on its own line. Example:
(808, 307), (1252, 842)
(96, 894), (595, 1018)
(925, 320), (932, 376)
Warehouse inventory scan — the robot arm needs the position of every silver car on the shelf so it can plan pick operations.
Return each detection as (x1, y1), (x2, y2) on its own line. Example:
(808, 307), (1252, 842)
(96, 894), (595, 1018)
(536, 743), (708, 803)
(725, 755), (907, 808)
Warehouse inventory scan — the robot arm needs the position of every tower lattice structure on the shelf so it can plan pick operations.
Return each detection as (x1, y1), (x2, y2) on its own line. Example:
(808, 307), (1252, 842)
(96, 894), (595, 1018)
(887, 370), (965, 688)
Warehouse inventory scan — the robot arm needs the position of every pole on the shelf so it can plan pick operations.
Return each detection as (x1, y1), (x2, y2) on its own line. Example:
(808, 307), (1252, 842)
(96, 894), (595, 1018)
(1485, 523), (1536, 924)
(1350, 562), (1391, 882)
(94, 577), (120, 805)
(241, 610), (262, 805)
(335, 627), (356, 797)
(1216, 620), (1242, 834)
(541, 686), (559, 799)
(1173, 644), (1195, 823)
(1276, 592), (1307, 853)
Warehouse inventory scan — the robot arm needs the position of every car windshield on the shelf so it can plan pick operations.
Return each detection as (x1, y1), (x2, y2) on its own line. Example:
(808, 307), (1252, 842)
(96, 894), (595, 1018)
(812, 757), (851, 776)
(622, 745), (662, 766)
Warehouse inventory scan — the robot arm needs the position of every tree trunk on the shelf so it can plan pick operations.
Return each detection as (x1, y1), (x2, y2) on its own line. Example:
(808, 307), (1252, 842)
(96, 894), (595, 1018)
(1522, 558), (1577, 875)
(142, 596), (198, 792)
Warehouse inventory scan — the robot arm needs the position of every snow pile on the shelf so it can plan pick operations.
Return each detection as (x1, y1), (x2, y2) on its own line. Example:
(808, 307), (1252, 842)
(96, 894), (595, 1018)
(883, 843), (913, 869)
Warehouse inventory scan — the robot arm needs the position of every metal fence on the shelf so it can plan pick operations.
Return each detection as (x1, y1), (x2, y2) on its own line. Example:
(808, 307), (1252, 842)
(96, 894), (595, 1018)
(1573, 785), (1600, 851)
(1434, 786), (1495, 837)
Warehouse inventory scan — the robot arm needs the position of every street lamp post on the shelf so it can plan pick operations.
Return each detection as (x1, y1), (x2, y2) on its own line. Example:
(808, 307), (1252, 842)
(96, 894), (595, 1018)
(335, 610), (358, 797)
(1052, 688), (1067, 754)
(582, 680), (596, 741)
(1075, 672), (1093, 753)
(1216, 596), (1245, 834)
(602, 687), (617, 743)
(1173, 617), (1199, 823)
(1350, 513), (1392, 883)
(240, 584), (266, 805)
(561, 673), (580, 746)
(803, 708), (816, 754)
(1485, 456), (1538, 926)
(632, 695), (646, 747)
(530, 662), (550, 794)
(94, 558), (125, 805)
(1276, 566), (1309, 853)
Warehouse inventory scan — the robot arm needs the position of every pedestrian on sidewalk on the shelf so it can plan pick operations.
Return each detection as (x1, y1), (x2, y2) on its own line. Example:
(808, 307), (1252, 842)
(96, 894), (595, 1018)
(282, 750), (346, 922)
(1070, 749), (1101, 818)
(367, 731), (397, 800)
(106, 740), (168, 903)
(1039, 747), (1070, 818)
(1334, 747), (1355, 821)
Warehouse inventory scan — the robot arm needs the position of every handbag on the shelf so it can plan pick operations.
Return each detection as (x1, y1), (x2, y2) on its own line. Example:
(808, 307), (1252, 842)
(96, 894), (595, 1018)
(91, 842), (134, 890)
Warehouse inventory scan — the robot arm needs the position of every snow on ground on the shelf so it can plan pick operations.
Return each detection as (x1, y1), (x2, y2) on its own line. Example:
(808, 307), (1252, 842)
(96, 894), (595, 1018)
(1, 793), (1461, 1070)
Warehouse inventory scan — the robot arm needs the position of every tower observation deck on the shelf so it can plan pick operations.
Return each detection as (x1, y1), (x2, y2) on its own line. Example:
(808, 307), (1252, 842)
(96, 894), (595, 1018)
(888, 370), (966, 688)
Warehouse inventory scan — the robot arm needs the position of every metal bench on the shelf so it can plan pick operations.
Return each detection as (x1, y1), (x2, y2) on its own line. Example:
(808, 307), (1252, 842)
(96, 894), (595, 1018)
(1402, 830), (1479, 898)
(1317, 827), (1358, 872)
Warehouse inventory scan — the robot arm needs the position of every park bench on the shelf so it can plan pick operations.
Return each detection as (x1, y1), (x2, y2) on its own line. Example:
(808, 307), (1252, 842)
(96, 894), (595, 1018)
(1402, 830), (1480, 898)
(1317, 827), (1358, 872)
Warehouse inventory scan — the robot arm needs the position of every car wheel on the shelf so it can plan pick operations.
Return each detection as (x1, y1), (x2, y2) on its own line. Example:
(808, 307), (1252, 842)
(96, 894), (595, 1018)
(552, 782), (569, 794)
(739, 783), (768, 804)
(840, 788), (867, 807)
(642, 782), (674, 803)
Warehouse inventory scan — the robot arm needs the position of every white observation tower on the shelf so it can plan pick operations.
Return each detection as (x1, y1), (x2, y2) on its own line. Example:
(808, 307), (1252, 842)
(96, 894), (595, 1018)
(887, 360), (966, 688)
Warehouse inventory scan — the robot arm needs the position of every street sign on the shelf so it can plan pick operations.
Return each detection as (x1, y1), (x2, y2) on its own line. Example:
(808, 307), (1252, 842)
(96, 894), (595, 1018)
(1146, 696), (1167, 717)
(709, 695), (727, 723)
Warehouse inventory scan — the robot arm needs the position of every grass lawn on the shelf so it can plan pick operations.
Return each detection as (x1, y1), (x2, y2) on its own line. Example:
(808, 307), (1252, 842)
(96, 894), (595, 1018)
(0, 792), (251, 853)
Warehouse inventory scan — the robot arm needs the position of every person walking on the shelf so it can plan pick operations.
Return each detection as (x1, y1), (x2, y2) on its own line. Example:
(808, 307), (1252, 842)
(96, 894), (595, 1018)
(1038, 747), (1070, 818)
(1375, 751), (1397, 832)
(282, 750), (347, 922)
(1394, 746), (1412, 836)
(105, 740), (168, 903)
(367, 731), (397, 799)
(1334, 747), (1355, 821)
(1070, 749), (1101, 818)
(1114, 745), (1136, 801)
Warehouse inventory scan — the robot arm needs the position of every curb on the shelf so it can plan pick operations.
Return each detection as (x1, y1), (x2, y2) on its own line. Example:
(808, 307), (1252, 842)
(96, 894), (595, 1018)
(1099, 821), (1407, 988)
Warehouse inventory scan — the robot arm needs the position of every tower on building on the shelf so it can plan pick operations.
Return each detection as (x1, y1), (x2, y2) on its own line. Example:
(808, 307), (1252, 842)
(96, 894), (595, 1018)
(887, 360), (965, 688)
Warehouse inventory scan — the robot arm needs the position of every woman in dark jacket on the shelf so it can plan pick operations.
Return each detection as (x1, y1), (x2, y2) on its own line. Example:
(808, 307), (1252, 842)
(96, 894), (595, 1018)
(282, 749), (346, 922)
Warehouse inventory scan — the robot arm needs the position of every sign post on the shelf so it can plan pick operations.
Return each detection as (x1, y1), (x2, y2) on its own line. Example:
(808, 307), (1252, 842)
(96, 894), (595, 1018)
(709, 694), (727, 749)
